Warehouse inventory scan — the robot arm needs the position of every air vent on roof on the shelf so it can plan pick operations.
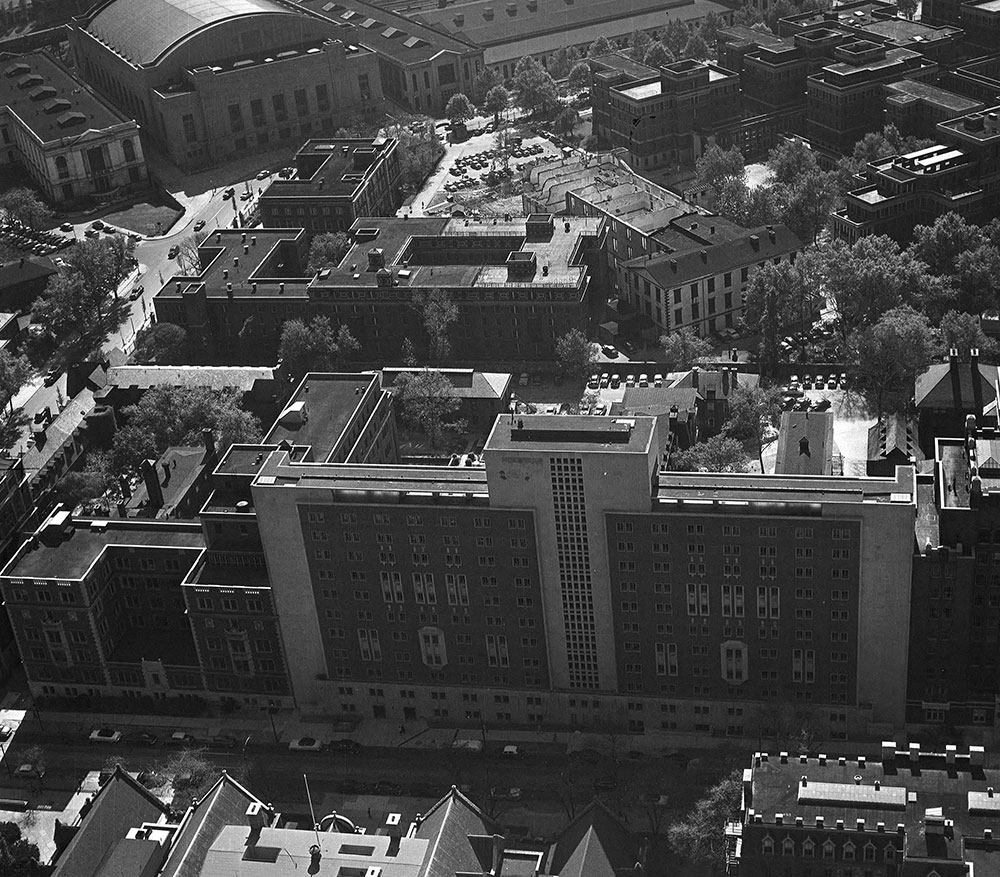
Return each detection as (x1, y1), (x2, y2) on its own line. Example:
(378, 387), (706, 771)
(3, 62), (29, 78)
(56, 111), (86, 128)
(28, 85), (56, 101)
(43, 98), (70, 114)
(17, 74), (43, 89)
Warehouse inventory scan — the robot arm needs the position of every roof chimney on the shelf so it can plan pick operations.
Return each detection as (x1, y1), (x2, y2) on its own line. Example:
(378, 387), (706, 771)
(972, 347), (983, 413)
(140, 459), (163, 508)
(691, 366), (699, 390)
(949, 348), (963, 411)
(202, 428), (216, 460)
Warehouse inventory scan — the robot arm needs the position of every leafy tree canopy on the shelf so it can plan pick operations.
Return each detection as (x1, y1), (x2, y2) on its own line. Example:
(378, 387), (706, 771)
(660, 327), (712, 370)
(278, 316), (359, 378)
(555, 328), (596, 379)
(672, 435), (750, 473)
(133, 322), (188, 365)
(307, 232), (352, 273)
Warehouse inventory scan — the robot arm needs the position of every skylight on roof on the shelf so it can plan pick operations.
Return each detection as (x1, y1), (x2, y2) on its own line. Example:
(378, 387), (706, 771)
(403, 36), (424, 47)
(360, 17), (379, 27)
(382, 26), (400, 37)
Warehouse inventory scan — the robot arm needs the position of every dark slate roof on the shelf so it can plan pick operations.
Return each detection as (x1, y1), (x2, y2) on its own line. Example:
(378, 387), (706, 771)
(53, 767), (170, 877)
(867, 414), (921, 462)
(415, 787), (499, 877)
(547, 799), (638, 877)
(670, 368), (758, 399)
(624, 224), (802, 289)
(0, 255), (56, 291)
(775, 410), (834, 476)
(914, 361), (1000, 410)
(161, 773), (264, 877)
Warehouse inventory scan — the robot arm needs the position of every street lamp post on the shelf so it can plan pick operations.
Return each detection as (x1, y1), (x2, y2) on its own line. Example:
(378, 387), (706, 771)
(266, 702), (279, 744)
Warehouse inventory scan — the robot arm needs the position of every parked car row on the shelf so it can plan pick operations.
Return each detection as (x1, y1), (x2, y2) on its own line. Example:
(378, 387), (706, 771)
(288, 736), (363, 754)
(88, 727), (241, 749)
(588, 372), (667, 390)
(2, 222), (72, 256)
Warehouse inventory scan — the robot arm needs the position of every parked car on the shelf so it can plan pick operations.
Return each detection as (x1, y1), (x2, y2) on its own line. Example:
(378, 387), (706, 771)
(223, 188), (234, 200)
(15, 763), (43, 779)
(587, 374), (600, 389)
(129, 285), (144, 301)
(240, 190), (252, 201)
(289, 736), (325, 752)
(501, 744), (520, 758)
(491, 786), (522, 801)
(166, 731), (195, 747)
(125, 731), (158, 747)
(0, 725), (10, 742)
(168, 245), (179, 259)
(84, 228), (99, 238)
(256, 169), (272, 180)
(90, 220), (105, 230)
(193, 219), (206, 232)
(59, 222), (73, 232)
(329, 739), (362, 754)
(89, 728), (122, 744)
(43, 369), (60, 387)
(601, 345), (619, 358)
(208, 734), (238, 750)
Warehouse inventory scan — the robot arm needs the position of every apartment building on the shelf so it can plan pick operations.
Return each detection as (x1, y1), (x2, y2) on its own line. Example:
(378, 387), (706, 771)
(0, 52), (146, 203)
(732, 743), (1000, 877)
(259, 138), (402, 237)
(832, 106), (1000, 244)
(807, 40), (938, 154)
(152, 214), (607, 363)
(618, 223), (806, 337)
(925, 0), (1000, 50)
(884, 79), (984, 141)
(591, 58), (741, 173)
(70, 0), (383, 170)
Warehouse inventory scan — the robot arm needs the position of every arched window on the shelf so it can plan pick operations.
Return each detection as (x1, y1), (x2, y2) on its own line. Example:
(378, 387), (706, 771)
(884, 845), (896, 862)
(843, 841), (855, 861)
(761, 836), (774, 855)
(801, 839), (815, 858)
(781, 837), (794, 857)
(863, 842), (876, 862)
(822, 841), (835, 860)
(122, 139), (135, 162)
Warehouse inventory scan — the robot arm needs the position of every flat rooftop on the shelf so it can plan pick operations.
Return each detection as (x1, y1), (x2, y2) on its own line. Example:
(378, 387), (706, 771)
(0, 52), (132, 144)
(201, 826), (428, 877)
(264, 373), (380, 463)
(154, 228), (308, 302)
(591, 52), (657, 80)
(749, 749), (1000, 861)
(261, 137), (394, 201)
(860, 17), (959, 44)
(885, 78), (983, 113)
(315, 214), (601, 292)
(3, 518), (204, 581)
(939, 106), (1000, 142)
(485, 414), (655, 454)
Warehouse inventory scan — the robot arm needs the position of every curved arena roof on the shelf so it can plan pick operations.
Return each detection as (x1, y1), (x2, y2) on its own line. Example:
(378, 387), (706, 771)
(87, 0), (299, 65)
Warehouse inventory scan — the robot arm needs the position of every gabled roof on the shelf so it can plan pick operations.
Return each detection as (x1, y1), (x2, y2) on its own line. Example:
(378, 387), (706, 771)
(415, 787), (499, 877)
(0, 255), (56, 291)
(867, 413), (921, 462)
(53, 766), (171, 877)
(547, 799), (638, 877)
(915, 361), (1000, 410)
(161, 772), (264, 877)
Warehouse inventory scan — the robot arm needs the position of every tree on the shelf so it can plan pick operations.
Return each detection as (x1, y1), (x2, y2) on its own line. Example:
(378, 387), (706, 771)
(0, 820), (44, 877)
(909, 212), (984, 277)
(0, 187), (53, 229)
(939, 310), (991, 357)
(151, 748), (225, 811)
(445, 92), (475, 126)
(414, 289), (458, 364)
(741, 261), (809, 378)
(483, 85), (510, 124)
(780, 170), (839, 243)
(109, 386), (261, 476)
(764, 0), (796, 31)
(30, 237), (132, 368)
(766, 138), (818, 188)
(724, 384), (783, 471)
(588, 35), (614, 57)
(554, 107), (580, 136)
(682, 32), (710, 60)
(512, 56), (560, 117)
(555, 328), (596, 379)
(567, 61), (591, 92)
(668, 770), (743, 868)
(133, 322), (188, 365)
(642, 41), (674, 68)
(819, 236), (935, 348)
(899, 0), (917, 18)
(0, 349), (30, 451)
(388, 115), (445, 194)
(660, 327), (712, 370)
(549, 46), (581, 79)
(850, 305), (938, 414)
(307, 232), (352, 273)
(475, 67), (501, 99)
(699, 10), (723, 44)
(662, 18), (691, 56)
(672, 434), (751, 473)
(52, 471), (107, 509)
(278, 316), (359, 378)
(627, 29), (653, 60)
(392, 368), (465, 450)
(954, 243), (1000, 315)
(715, 177), (782, 228)
(696, 143), (745, 191)
(175, 235), (203, 275)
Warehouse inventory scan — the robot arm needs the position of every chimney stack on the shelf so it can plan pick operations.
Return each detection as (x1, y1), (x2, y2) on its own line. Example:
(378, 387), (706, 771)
(949, 348), (963, 411)
(140, 459), (163, 508)
(202, 428), (216, 460)
(691, 366), (699, 390)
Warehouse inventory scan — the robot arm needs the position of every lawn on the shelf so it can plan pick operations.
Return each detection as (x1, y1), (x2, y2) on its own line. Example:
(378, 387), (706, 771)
(100, 198), (183, 237)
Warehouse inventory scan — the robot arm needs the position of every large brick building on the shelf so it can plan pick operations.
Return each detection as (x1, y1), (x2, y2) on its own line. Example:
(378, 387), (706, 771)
(152, 214), (608, 363)
(70, 0), (383, 170)
(832, 105), (1000, 244)
(0, 51), (147, 203)
(2, 371), (919, 739)
(259, 137), (402, 237)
